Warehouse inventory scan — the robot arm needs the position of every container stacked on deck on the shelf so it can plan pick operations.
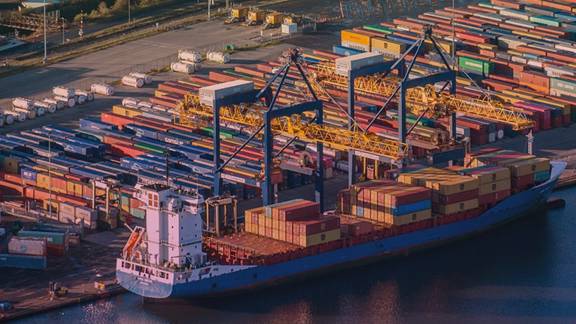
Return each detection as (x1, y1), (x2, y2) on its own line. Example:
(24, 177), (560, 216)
(459, 166), (511, 208)
(244, 199), (341, 247)
(468, 149), (551, 192)
(337, 180), (433, 226)
(397, 168), (482, 223)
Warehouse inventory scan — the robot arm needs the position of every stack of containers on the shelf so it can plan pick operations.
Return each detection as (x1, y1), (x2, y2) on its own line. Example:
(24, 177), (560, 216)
(244, 199), (341, 247)
(337, 180), (433, 226)
(460, 166), (511, 208)
(469, 149), (551, 192)
(397, 168), (481, 222)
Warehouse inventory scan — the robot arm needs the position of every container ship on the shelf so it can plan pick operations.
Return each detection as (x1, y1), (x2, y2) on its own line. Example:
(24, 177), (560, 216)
(116, 153), (565, 299)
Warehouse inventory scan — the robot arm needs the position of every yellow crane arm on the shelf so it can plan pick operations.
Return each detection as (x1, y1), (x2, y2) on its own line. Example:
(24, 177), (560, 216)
(178, 94), (407, 159)
(311, 62), (534, 131)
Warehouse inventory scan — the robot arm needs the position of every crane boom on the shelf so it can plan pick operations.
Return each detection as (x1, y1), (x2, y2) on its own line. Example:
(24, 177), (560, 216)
(178, 94), (407, 159)
(310, 62), (534, 131)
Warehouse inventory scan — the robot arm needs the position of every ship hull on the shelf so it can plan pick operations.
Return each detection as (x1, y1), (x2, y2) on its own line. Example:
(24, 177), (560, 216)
(117, 162), (566, 299)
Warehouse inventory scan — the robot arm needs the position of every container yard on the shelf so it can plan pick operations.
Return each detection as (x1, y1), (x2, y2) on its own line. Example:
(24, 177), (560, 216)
(3, 0), (576, 321)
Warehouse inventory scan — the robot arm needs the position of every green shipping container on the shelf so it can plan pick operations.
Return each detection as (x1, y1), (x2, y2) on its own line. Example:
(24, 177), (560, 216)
(18, 230), (66, 245)
(134, 143), (164, 154)
(362, 24), (393, 35)
(529, 15), (561, 27)
(458, 56), (493, 75)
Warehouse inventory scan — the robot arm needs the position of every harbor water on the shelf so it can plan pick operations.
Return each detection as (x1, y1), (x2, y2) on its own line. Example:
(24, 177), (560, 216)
(14, 186), (576, 323)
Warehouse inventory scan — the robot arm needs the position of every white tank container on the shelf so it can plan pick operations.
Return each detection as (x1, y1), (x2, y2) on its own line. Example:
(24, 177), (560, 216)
(75, 89), (94, 101)
(55, 95), (76, 108)
(76, 95), (87, 105)
(4, 113), (14, 125)
(122, 97), (139, 107)
(122, 75), (145, 88)
(180, 61), (202, 70)
(4, 110), (26, 122)
(207, 51), (231, 64)
(91, 83), (114, 96)
(178, 50), (203, 63)
(129, 72), (152, 84)
(44, 98), (64, 110)
(35, 100), (57, 113)
(171, 62), (196, 74)
(53, 86), (75, 99)
(12, 97), (34, 110)
(13, 107), (36, 119)
(36, 107), (46, 116)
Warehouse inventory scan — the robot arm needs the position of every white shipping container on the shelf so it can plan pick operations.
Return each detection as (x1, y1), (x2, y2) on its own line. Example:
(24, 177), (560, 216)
(122, 75), (145, 88)
(13, 107), (36, 119)
(53, 86), (75, 98)
(122, 97), (139, 107)
(8, 237), (47, 256)
(199, 80), (254, 107)
(335, 52), (384, 76)
(91, 83), (115, 96)
(129, 72), (152, 84)
(54, 96), (76, 108)
(171, 62), (196, 74)
(178, 50), (203, 63)
(281, 23), (298, 34)
(341, 41), (370, 52)
(12, 97), (34, 110)
(4, 110), (25, 122)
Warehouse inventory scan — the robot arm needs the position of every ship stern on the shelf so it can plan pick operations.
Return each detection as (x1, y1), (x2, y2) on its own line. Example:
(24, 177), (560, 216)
(116, 259), (174, 299)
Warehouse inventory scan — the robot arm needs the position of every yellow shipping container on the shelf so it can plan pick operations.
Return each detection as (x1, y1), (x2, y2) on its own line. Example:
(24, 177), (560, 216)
(507, 157), (550, 177)
(426, 177), (479, 195)
(112, 105), (142, 118)
(479, 179), (511, 195)
(384, 209), (432, 225)
(467, 167), (510, 184)
(341, 30), (371, 51)
(36, 173), (50, 190)
(248, 10), (264, 22)
(266, 13), (283, 25)
(434, 199), (479, 215)
(299, 229), (341, 247)
(232, 7), (249, 19)
(371, 37), (405, 56)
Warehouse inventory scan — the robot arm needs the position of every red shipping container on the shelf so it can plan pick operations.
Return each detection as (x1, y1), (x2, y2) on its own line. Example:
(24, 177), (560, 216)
(433, 189), (479, 204)
(479, 189), (511, 205)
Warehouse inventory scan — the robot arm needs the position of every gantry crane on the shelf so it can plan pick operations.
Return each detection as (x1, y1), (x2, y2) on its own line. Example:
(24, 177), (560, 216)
(307, 51), (534, 132)
(178, 95), (407, 160)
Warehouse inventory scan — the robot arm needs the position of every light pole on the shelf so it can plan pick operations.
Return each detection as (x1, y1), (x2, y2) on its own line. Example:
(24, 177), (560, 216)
(61, 17), (65, 44)
(48, 131), (52, 218)
(128, 0), (131, 24)
(43, 0), (47, 63)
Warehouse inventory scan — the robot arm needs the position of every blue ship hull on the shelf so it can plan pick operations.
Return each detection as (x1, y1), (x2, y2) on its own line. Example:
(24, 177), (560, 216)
(117, 162), (566, 299)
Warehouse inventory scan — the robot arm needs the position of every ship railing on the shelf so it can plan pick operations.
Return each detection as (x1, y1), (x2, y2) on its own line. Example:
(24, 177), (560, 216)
(119, 259), (173, 284)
